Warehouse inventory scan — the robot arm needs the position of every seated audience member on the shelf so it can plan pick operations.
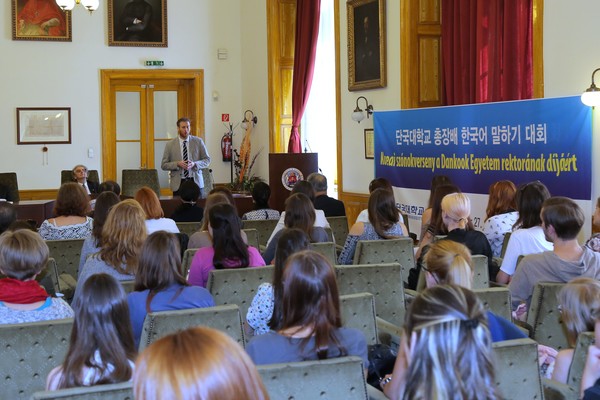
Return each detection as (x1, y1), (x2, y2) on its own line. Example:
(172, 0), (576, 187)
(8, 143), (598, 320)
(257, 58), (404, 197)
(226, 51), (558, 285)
(0, 230), (73, 324)
(39, 182), (93, 240)
(188, 192), (248, 249)
(586, 234), (600, 253)
(419, 175), (452, 239)
(247, 229), (310, 336)
(307, 172), (346, 217)
(0, 202), (17, 235)
(355, 177), (394, 223)
(135, 187), (179, 234)
(46, 274), (135, 390)
(581, 318), (600, 399)
(188, 203), (265, 287)
(382, 284), (500, 400)
(75, 200), (147, 302)
(209, 186), (237, 210)
(552, 278), (600, 384)
(509, 196), (600, 310)
(242, 181), (280, 221)
(262, 193), (329, 264)
(422, 240), (525, 342)
(98, 180), (121, 196)
(246, 251), (368, 368)
(482, 180), (519, 258)
(170, 180), (204, 223)
(134, 327), (269, 400)
(593, 197), (600, 235)
(71, 164), (99, 195)
(78, 192), (120, 274)
(266, 181), (331, 246)
(496, 181), (552, 284)
(338, 188), (408, 265)
(128, 231), (214, 347)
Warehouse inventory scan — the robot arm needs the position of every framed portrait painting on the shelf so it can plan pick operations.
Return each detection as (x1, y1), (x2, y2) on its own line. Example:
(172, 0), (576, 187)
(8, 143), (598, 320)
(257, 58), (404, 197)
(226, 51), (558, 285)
(108, 0), (168, 47)
(11, 0), (72, 42)
(347, 0), (386, 91)
(17, 108), (71, 145)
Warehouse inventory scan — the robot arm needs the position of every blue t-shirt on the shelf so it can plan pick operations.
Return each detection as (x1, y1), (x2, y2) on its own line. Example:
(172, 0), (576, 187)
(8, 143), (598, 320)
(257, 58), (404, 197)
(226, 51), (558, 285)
(128, 283), (214, 348)
(246, 327), (369, 368)
(486, 311), (526, 342)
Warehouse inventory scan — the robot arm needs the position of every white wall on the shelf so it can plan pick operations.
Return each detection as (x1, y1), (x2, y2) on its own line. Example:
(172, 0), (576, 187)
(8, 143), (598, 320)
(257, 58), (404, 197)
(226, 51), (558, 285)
(0, 0), (269, 190)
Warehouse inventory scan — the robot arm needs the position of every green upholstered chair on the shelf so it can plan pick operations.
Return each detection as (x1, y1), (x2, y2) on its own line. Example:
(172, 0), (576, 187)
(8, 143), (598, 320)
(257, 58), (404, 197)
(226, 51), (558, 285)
(175, 221), (202, 237)
(121, 169), (160, 198)
(0, 318), (74, 400)
(257, 356), (387, 400)
(60, 169), (100, 186)
(0, 172), (20, 202)
(473, 287), (513, 322)
(526, 282), (568, 350)
(472, 254), (490, 289)
(181, 248), (198, 278)
(206, 266), (274, 318)
(241, 219), (278, 250)
(566, 331), (595, 394)
(201, 167), (213, 193)
(493, 338), (544, 400)
(326, 216), (349, 249)
(31, 382), (133, 400)
(242, 228), (260, 250)
(120, 280), (136, 294)
(310, 241), (337, 266)
(352, 238), (415, 286)
(138, 304), (245, 352)
(45, 238), (85, 295)
(340, 292), (378, 346)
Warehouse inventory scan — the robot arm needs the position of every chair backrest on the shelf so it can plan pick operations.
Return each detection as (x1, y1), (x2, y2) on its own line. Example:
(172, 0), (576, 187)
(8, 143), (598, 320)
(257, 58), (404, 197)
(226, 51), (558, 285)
(500, 231), (512, 259)
(31, 382), (133, 400)
(60, 170), (100, 185)
(40, 257), (60, 296)
(472, 254), (490, 289)
(340, 292), (378, 346)
(201, 168), (213, 193)
(310, 241), (337, 266)
(242, 228), (260, 250)
(352, 238), (415, 285)
(45, 238), (85, 283)
(181, 248), (198, 278)
(0, 172), (20, 202)
(138, 304), (245, 352)
(257, 356), (369, 400)
(473, 287), (512, 321)
(121, 169), (160, 197)
(241, 219), (278, 248)
(493, 338), (544, 400)
(326, 216), (349, 248)
(567, 331), (595, 393)
(526, 282), (568, 350)
(175, 221), (202, 237)
(336, 263), (405, 327)
(207, 266), (275, 318)
(0, 318), (74, 400)
(120, 280), (136, 294)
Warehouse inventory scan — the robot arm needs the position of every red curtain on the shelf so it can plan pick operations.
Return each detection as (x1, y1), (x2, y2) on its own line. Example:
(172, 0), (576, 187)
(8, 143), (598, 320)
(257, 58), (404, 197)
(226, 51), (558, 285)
(287, 0), (321, 153)
(441, 0), (532, 105)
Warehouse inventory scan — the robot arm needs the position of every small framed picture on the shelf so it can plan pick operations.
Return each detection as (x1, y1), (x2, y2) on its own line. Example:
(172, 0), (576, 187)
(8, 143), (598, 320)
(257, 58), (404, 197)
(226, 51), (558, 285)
(364, 128), (374, 159)
(11, 0), (72, 42)
(347, 0), (386, 91)
(17, 108), (71, 145)
(108, 0), (168, 47)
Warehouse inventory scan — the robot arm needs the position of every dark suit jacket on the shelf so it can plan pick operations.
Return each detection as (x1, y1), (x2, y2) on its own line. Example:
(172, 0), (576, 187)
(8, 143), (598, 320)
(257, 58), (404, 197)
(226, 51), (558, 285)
(87, 180), (100, 194)
(313, 195), (346, 217)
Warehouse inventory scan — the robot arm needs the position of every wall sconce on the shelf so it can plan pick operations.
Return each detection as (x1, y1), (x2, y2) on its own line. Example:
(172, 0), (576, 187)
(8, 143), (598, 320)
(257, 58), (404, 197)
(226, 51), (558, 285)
(241, 110), (258, 130)
(351, 96), (374, 123)
(581, 68), (600, 107)
(55, 0), (100, 12)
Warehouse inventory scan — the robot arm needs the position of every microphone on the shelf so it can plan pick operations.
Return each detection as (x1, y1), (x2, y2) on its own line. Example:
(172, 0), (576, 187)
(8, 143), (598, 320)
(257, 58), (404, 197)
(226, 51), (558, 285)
(305, 139), (314, 153)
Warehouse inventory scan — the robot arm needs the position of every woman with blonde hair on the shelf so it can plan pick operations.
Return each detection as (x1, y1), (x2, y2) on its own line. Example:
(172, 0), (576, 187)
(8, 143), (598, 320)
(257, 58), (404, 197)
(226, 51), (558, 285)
(74, 200), (147, 302)
(135, 187), (179, 234)
(382, 284), (500, 400)
(482, 180), (518, 257)
(39, 182), (93, 240)
(552, 278), (600, 384)
(134, 326), (269, 400)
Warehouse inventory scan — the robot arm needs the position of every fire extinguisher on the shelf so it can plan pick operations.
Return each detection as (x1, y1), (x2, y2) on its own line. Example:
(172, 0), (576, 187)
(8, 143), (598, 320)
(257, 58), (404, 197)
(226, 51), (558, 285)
(221, 132), (232, 162)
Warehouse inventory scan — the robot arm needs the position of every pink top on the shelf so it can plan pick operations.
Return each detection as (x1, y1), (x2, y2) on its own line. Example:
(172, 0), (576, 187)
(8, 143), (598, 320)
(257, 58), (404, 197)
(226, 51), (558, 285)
(188, 246), (266, 287)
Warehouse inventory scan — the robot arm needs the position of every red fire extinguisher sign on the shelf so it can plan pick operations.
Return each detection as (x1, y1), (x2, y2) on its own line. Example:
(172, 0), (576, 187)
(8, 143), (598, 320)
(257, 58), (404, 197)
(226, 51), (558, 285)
(222, 114), (230, 122)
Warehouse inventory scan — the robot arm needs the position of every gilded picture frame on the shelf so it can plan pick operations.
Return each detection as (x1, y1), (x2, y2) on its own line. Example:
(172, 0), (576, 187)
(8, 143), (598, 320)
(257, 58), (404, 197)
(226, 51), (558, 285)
(347, 0), (386, 91)
(108, 0), (168, 47)
(17, 107), (72, 145)
(11, 0), (72, 42)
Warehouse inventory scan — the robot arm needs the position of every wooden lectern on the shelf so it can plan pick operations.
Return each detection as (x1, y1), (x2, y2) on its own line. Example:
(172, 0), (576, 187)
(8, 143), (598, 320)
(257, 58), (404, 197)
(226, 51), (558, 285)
(268, 153), (318, 211)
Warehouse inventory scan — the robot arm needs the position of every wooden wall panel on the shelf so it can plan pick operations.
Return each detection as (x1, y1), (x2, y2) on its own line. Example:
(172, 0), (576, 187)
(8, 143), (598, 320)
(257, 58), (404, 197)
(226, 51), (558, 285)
(339, 192), (369, 228)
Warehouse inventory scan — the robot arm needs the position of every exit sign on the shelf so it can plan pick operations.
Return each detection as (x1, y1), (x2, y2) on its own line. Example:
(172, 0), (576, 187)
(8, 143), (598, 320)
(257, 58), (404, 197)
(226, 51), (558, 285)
(144, 60), (164, 67)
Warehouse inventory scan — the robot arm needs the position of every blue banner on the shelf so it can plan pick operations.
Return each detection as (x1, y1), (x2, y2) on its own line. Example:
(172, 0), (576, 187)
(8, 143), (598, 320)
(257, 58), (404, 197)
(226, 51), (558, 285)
(373, 96), (592, 200)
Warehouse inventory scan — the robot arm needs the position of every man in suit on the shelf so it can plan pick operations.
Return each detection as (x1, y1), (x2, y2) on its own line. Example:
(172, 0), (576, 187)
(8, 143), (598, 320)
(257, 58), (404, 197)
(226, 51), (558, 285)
(161, 117), (211, 198)
(307, 172), (346, 217)
(71, 164), (99, 194)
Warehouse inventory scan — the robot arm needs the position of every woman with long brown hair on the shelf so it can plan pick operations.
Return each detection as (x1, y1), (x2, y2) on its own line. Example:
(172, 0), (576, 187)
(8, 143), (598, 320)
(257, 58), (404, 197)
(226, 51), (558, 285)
(482, 180), (518, 257)
(246, 250), (368, 367)
(39, 182), (93, 240)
